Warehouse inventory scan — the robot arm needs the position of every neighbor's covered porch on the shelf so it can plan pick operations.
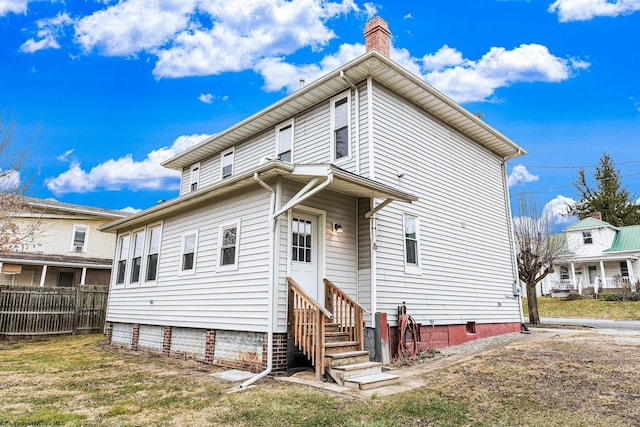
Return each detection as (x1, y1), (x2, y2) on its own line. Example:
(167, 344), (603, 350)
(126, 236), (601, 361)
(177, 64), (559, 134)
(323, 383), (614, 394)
(547, 256), (637, 295)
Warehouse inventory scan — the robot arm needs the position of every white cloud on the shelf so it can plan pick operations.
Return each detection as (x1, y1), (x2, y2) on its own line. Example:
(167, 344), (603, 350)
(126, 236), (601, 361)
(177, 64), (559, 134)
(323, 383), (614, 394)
(422, 45), (466, 72)
(56, 149), (75, 162)
(256, 41), (587, 103)
(542, 195), (577, 226)
(45, 133), (210, 195)
(74, 0), (198, 56)
(362, 2), (377, 18)
(153, 0), (358, 78)
(508, 165), (539, 187)
(20, 12), (73, 53)
(549, 0), (640, 22)
(198, 93), (214, 104)
(0, 0), (28, 16)
(403, 13), (413, 19)
(425, 44), (587, 103)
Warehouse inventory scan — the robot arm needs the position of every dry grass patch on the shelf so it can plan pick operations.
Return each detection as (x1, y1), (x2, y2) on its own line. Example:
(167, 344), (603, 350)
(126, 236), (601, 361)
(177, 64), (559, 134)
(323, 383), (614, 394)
(1, 333), (639, 426)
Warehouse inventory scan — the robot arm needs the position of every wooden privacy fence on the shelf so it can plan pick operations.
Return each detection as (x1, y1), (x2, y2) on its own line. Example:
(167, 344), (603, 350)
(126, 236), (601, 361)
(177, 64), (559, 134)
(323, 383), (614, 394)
(0, 285), (109, 337)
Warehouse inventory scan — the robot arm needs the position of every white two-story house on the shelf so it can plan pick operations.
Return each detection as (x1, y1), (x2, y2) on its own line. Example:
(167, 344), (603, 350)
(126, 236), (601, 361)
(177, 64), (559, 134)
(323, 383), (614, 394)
(0, 196), (127, 287)
(100, 17), (526, 385)
(541, 214), (640, 296)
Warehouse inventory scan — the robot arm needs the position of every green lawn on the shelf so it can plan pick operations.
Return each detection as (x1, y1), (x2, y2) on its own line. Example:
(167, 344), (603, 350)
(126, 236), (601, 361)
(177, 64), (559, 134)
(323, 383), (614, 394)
(1, 334), (639, 426)
(523, 297), (640, 320)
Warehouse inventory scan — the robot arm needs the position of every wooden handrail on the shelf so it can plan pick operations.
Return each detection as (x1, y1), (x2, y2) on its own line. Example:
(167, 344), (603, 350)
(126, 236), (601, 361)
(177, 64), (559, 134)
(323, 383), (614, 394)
(324, 279), (366, 351)
(287, 277), (331, 381)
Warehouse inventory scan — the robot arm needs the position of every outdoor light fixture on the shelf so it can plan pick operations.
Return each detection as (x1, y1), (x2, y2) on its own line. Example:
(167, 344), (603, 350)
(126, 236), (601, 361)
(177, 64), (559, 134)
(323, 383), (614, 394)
(332, 222), (344, 234)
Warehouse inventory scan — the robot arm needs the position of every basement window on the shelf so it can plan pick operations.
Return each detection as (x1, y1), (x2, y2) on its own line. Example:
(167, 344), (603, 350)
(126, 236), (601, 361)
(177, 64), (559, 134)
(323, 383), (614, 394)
(466, 321), (476, 334)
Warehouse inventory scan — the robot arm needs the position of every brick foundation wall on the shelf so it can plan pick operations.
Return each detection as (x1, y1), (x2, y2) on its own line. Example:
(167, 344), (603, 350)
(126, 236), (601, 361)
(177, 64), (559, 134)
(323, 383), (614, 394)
(131, 324), (140, 351)
(271, 333), (288, 373)
(205, 329), (216, 365)
(105, 322), (113, 344)
(162, 326), (172, 356)
(389, 322), (522, 357)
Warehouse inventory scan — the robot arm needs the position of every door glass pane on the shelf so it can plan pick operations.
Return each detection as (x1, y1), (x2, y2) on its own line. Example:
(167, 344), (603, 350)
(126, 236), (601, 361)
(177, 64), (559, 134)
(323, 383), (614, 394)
(292, 218), (312, 263)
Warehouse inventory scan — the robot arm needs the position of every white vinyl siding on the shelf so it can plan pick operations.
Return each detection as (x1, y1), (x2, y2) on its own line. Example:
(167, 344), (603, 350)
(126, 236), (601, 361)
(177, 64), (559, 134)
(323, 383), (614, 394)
(370, 81), (519, 326)
(105, 188), (272, 332)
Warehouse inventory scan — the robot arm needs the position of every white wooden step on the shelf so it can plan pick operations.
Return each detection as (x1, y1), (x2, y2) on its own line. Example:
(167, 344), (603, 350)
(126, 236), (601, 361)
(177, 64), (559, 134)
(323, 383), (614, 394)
(343, 372), (400, 390)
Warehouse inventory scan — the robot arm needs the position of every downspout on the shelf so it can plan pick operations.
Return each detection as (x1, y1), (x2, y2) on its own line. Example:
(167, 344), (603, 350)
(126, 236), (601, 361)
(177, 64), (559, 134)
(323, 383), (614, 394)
(340, 70), (360, 175)
(501, 159), (526, 330)
(367, 77), (377, 324)
(238, 173), (277, 389)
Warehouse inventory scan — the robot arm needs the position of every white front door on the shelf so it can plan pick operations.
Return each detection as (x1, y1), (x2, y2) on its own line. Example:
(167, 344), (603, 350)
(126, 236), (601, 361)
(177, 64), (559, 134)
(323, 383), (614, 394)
(290, 212), (319, 301)
(588, 265), (598, 285)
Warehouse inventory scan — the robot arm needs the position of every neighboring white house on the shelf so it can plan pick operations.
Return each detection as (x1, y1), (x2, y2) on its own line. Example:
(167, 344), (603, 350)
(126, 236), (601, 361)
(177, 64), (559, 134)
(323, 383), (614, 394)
(540, 215), (640, 296)
(100, 17), (526, 380)
(0, 196), (128, 287)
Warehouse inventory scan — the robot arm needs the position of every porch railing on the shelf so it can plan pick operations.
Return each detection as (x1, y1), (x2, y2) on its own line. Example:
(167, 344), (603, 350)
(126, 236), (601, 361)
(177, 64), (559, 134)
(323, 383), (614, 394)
(287, 277), (332, 381)
(324, 278), (368, 351)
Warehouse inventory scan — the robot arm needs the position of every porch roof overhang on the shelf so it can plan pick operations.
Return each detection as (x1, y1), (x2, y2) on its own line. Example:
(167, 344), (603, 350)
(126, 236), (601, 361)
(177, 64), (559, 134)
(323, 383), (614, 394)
(560, 252), (640, 263)
(0, 253), (113, 269)
(162, 50), (525, 172)
(99, 161), (417, 234)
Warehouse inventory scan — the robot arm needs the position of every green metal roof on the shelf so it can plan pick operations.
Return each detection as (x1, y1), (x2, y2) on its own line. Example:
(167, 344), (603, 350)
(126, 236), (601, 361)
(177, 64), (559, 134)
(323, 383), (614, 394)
(605, 225), (640, 252)
(563, 217), (617, 232)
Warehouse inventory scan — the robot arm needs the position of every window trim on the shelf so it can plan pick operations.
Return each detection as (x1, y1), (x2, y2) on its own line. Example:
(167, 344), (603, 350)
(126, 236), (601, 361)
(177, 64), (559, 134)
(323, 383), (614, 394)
(189, 162), (200, 192)
(70, 224), (89, 253)
(179, 231), (199, 275)
(276, 119), (294, 163)
(115, 233), (130, 286)
(144, 223), (163, 284)
(217, 220), (241, 272)
(221, 148), (234, 179)
(402, 213), (421, 275)
(582, 231), (593, 244)
(129, 228), (145, 284)
(330, 90), (351, 163)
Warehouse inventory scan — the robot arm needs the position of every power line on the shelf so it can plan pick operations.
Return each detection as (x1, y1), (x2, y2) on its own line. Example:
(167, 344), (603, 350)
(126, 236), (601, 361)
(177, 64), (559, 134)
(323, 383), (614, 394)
(509, 172), (640, 198)
(513, 159), (640, 169)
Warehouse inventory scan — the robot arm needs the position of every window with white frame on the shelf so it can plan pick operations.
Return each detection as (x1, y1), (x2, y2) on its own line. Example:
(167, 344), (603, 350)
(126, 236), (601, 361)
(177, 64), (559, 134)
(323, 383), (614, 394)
(71, 225), (88, 253)
(181, 232), (198, 273)
(403, 214), (420, 274)
(560, 265), (570, 281)
(276, 121), (293, 162)
(130, 230), (145, 283)
(221, 148), (234, 179)
(219, 222), (240, 269)
(116, 234), (130, 285)
(582, 231), (593, 244)
(331, 92), (350, 161)
(190, 163), (200, 192)
(146, 225), (161, 281)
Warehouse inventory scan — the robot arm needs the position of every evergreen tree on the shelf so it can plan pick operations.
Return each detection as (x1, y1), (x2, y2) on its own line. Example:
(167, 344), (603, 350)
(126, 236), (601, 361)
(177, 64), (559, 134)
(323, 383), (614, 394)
(570, 153), (640, 226)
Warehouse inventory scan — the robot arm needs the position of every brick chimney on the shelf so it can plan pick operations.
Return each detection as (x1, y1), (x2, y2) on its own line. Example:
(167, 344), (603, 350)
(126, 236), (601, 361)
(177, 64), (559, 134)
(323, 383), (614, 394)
(589, 211), (603, 221)
(364, 16), (391, 58)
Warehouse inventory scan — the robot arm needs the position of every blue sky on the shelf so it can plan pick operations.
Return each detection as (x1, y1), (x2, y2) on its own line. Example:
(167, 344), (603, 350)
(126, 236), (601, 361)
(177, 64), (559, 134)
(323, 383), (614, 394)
(1, 0), (639, 226)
